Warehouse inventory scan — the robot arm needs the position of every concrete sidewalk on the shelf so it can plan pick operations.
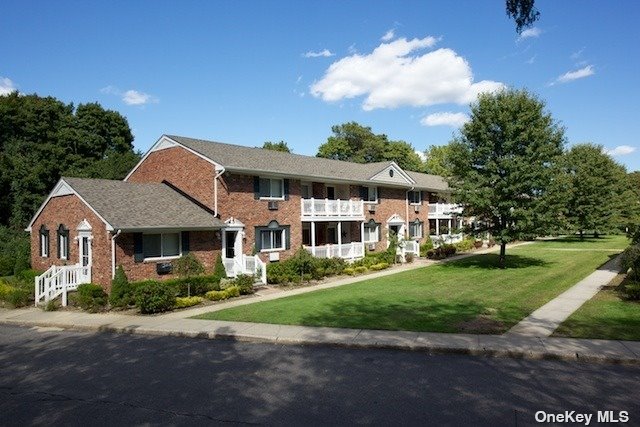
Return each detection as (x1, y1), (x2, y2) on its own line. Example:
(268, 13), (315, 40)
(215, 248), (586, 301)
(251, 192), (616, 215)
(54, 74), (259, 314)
(1, 307), (639, 365)
(507, 255), (622, 337)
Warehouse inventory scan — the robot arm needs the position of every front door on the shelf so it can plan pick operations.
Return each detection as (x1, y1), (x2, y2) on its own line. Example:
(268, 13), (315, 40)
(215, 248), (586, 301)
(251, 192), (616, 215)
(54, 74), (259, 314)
(225, 231), (237, 259)
(389, 225), (401, 238)
(77, 232), (92, 283)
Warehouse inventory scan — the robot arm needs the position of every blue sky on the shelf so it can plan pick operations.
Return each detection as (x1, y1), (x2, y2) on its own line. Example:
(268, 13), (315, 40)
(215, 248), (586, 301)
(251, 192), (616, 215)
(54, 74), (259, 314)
(2, 1), (639, 171)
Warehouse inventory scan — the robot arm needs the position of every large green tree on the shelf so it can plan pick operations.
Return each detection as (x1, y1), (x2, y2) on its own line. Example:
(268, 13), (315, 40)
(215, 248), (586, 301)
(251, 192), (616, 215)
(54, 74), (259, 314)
(262, 140), (291, 153)
(564, 144), (627, 239)
(423, 144), (454, 177)
(0, 92), (140, 275)
(317, 122), (425, 172)
(449, 89), (566, 268)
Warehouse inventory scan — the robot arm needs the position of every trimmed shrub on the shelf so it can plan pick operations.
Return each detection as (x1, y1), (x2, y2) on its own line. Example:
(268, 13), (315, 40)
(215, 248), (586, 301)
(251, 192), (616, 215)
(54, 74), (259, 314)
(420, 240), (434, 257)
(0, 281), (13, 300)
(6, 288), (30, 308)
(488, 238), (496, 248)
(175, 296), (204, 308)
(109, 266), (134, 308)
(15, 269), (40, 283)
(224, 285), (240, 298)
(343, 267), (356, 276)
(473, 240), (484, 249)
(174, 253), (205, 278)
(623, 280), (640, 300)
(369, 262), (390, 271)
(234, 274), (255, 295)
(266, 261), (296, 284)
(317, 257), (347, 276)
(442, 244), (457, 257)
(354, 266), (367, 274)
(165, 274), (221, 297)
(205, 289), (227, 301)
(621, 244), (640, 280)
(77, 283), (108, 312)
(212, 253), (227, 283)
(454, 238), (475, 253)
(405, 253), (415, 263)
(426, 249), (437, 259)
(135, 281), (176, 314)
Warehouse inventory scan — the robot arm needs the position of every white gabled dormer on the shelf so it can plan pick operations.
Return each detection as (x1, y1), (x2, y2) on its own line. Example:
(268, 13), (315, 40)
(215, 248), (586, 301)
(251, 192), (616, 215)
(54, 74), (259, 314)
(368, 162), (416, 185)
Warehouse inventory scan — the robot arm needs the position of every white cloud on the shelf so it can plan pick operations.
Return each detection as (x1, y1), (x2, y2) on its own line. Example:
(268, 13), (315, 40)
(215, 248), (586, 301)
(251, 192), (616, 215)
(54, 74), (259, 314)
(415, 150), (427, 161)
(310, 36), (504, 111)
(101, 85), (158, 105)
(348, 43), (357, 54)
(122, 89), (156, 105)
(570, 47), (585, 61)
(303, 49), (334, 58)
(420, 112), (470, 127)
(518, 27), (542, 40)
(606, 145), (636, 156)
(381, 29), (395, 42)
(0, 77), (18, 95)
(526, 55), (536, 65)
(551, 65), (595, 85)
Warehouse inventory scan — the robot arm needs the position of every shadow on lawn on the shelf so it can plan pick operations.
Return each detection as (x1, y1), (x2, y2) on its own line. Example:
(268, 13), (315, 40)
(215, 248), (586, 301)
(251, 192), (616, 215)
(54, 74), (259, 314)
(443, 253), (551, 270)
(298, 298), (485, 333)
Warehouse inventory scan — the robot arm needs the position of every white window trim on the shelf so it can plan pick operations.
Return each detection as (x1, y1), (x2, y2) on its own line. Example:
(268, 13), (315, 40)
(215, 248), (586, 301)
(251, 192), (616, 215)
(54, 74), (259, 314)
(260, 229), (286, 252)
(364, 186), (379, 204)
(409, 190), (422, 206)
(364, 224), (380, 243)
(259, 177), (285, 201)
(143, 232), (182, 262)
(59, 233), (69, 260)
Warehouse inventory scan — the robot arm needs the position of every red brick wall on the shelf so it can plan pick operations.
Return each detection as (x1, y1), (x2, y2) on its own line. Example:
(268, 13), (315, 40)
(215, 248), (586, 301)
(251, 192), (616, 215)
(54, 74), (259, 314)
(126, 146), (216, 210)
(30, 194), (113, 288)
(217, 173), (302, 261)
(114, 231), (221, 283)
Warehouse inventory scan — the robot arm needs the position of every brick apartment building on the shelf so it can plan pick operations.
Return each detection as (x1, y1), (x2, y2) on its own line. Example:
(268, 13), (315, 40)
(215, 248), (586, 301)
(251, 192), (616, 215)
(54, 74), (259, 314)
(27, 135), (462, 294)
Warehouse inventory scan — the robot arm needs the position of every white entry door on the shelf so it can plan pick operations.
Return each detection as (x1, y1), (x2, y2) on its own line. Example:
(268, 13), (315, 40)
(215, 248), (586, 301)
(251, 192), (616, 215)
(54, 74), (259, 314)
(78, 232), (92, 283)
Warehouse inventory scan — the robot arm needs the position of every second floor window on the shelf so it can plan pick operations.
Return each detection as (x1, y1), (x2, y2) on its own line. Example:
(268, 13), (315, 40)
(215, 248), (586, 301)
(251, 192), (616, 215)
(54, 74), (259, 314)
(259, 178), (284, 199)
(408, 190), (421, 205)
(361, 186), (378, 203)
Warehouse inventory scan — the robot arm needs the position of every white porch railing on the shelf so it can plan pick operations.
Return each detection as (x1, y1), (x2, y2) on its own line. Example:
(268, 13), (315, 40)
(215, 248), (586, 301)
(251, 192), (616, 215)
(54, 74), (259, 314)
(35, 264), (91, 306)
(428, 203), (463, 217)
(301, 198), (364, 220)
(223, 254), (267, 284)
(403, 240), (420, 255)
(304, 242), (364, 260)
(430, 233), (464, 246)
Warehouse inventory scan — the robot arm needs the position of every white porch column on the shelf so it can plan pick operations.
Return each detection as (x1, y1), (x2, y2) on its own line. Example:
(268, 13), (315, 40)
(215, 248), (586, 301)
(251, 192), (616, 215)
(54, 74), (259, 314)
(448, 219), (452, 233)
(311, 221), (316, 256)
(360, 221), (365, 257)
(436, 219), (440, 235)
(337, 221), (342, 258)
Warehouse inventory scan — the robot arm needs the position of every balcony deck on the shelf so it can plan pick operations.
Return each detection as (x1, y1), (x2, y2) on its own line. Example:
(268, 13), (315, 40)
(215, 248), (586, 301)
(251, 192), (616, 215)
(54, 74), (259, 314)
(428, 203), (463, 218)
(301, 198), (365, 221)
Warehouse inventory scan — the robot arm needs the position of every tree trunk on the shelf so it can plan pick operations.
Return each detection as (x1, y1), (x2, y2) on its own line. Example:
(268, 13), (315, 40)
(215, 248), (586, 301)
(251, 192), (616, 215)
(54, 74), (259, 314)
(499, 242), (507, 269)
(579, 230), (584, 241)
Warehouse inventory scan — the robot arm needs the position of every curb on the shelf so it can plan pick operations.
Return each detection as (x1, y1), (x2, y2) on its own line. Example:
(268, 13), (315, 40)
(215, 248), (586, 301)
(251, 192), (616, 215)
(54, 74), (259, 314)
(3, 317), (639, 367)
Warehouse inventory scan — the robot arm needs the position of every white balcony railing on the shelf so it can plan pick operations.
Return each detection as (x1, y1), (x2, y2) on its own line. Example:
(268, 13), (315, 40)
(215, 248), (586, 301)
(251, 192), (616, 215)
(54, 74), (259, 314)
(301, 198), (364, 220)
(304, 242), (364, 260)
(428, 203), (463, 217)
(430, 233), (464, 246)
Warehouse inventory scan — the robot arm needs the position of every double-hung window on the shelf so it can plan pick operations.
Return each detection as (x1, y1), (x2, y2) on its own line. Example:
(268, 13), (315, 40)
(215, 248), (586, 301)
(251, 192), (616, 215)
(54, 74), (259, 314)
(408, 190), (421, 205)
(143, 232), (181, 260)
(409, 220), (423, 238)
(364, 220), (380, 243)
(57, 225), (69, 260)
(364, 186), (378, 203)
(39, 225), (49, 258)
(260, 229), (285, 251)
(259, 178), (284, 200)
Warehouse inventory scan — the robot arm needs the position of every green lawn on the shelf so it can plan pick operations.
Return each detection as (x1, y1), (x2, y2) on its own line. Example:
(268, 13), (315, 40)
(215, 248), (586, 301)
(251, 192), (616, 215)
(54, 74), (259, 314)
(195, 236), (628, 334)
(554, 281), (640, 341)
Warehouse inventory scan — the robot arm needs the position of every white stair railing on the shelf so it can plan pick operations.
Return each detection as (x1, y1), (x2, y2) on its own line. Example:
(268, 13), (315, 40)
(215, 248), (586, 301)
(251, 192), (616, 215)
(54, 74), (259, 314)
(34, 264), (89, 307)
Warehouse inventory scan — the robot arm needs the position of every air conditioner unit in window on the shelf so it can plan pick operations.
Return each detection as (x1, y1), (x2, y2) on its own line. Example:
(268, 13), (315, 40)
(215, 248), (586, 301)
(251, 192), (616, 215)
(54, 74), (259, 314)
(414, 205), (420, 213)
(367, 243), (376, 251)
(269, 252), (280, 262)
(367, 204), (377, 213)
(268, 201), (279, 210)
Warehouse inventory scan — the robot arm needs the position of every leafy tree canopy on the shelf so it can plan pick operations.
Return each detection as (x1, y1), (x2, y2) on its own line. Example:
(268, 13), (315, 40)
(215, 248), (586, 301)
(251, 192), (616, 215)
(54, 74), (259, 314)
(506, 0), (540, 34)
(0, 92), (140, 230)
(423, 144), (454, 177)
(317, 122), (425, 172)
(262, 140), (291, 153)
(449, 89), (566, 268)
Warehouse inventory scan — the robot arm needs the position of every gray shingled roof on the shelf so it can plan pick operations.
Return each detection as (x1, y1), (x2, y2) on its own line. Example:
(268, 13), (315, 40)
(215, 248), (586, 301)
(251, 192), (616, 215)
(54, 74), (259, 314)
(63, 177), (224, 231)
(167, 135), (449, 192)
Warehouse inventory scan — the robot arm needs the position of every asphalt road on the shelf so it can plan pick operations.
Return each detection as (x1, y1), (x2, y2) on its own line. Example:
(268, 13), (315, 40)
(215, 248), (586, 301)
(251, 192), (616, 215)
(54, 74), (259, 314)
(0, 324), (639, 426)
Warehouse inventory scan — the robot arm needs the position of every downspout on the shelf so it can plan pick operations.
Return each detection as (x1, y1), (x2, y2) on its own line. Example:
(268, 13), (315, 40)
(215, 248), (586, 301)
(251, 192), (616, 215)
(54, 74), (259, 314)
(111, 229), (122, 279)
(214, 167), (225, 217)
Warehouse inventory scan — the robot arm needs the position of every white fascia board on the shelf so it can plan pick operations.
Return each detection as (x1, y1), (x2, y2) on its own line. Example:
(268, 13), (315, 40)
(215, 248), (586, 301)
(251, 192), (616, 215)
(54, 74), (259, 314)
(124, 135), (224, 181)
(26, 178), (114, 232)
